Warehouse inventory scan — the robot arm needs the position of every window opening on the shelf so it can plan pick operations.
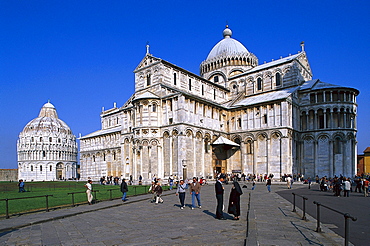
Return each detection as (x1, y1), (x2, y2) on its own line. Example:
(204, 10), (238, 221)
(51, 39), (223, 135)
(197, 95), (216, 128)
(275, 73), (281, 86)
(257, 78), (262, 90)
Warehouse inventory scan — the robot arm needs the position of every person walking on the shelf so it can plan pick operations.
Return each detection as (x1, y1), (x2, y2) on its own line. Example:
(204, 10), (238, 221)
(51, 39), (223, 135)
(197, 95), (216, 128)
(169, 176), (174, 190)
(251, 180), (256, 190)
(343, 178), (351, 197)
(189, 177), (202, 209)
(120, 178), (129, 202)
(354, 177), (362, 193)
(286, 175), (292, 189)
(84, 180), (93, 205)
(215, 174), (226, 220)
(149, 181), (157, 203)
(176, 180), (187, 209)
(154, 181), (163, 204)
(18, 179), (26, 192)
(228, 180), (243, 220)
(266, 177), (272, 192)
(363, 178), (369, 197)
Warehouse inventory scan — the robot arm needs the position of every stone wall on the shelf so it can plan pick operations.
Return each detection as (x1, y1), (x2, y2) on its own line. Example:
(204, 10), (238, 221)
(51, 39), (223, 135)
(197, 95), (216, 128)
(0, 169), (18, 181)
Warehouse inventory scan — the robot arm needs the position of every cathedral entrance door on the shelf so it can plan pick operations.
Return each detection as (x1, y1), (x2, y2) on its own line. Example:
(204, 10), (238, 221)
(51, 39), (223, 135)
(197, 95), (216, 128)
(213, 159), (226, 176)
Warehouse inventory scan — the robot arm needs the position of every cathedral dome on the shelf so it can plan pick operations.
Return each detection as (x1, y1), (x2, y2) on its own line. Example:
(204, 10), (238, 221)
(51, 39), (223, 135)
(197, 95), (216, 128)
(200, 26), (258, 79)
(206, 26), (250, 60)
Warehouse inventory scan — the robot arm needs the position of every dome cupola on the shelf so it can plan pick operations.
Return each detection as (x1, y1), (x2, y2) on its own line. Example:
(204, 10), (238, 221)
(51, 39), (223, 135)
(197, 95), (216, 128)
(17, 101), (78, 181)
(200, 26), (258, 83)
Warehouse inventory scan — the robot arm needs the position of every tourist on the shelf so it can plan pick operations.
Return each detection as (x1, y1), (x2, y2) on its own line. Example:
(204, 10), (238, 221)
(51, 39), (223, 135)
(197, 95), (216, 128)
(363, 178), (369, 197)
(251, 180), (256, 190)
(176, 180), (187, 209)
(333, 177), (342, 197)
(354, 177), (362, 193)
(266, 177), (272, 192)
(18, 179), (25, 192)
(189, 177), (202, 209)
(154, 181), (163, 204)
(228, 180), (243, 220)
(84, 180), (93, 205)
(343, 178), (351, 197)
(286, 175), (292, 189)
(168, 176), (174, 190)
(120, 178), (128, 202)
(149, 181), (157, 203)
(215, 174), (226, 220)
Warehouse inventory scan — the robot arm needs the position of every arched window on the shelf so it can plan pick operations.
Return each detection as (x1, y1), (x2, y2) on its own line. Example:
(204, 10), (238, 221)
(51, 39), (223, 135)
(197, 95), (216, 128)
(189, 79), (192, 91)
(204, 138), (209, 153)
(174, 73), (177, 85)
(40, 137), (43, 142)
(275, 73), (281, 86)
(31, 165), (33, 171)
(246, 140), (253, 154)
(257, 78), (262, 91)
(31, 137), (34, 142)
(40, 165), (42, 172)
(43, 151), (46, 157)
(147, 74), (151, 86)
(49, 137), (52, 142)
(202, 85), (204, 95)
(334, 138), (342, 154)
(214, 75), (219, 83)
(113, 152), (116, 160)
(50, 165), (52, 172)
(93, 155), (96, 162)
(152, 104), (156, 112)
(237, 118), (242, 128)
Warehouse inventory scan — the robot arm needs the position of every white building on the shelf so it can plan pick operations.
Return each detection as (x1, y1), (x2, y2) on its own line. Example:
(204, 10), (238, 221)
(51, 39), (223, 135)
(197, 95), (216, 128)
(80, 26), (359, 181)
(17, 102), (78, 181)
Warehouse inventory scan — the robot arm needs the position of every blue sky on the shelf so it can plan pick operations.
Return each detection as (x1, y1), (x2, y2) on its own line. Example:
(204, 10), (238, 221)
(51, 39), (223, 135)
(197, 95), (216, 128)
(1, 1), (369, 169)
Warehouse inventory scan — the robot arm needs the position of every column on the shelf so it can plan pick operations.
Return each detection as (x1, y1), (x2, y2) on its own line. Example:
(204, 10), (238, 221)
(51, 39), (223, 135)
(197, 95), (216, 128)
(253, 140), (257, 175)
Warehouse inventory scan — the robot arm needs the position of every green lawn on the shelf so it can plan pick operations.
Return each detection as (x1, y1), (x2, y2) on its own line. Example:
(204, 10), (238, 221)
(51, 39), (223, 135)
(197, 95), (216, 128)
(0, 181), (164, 217)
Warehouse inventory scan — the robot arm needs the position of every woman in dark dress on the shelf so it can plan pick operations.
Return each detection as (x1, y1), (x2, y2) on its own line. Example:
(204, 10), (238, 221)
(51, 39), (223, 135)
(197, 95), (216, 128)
(228, 180), (243, 220)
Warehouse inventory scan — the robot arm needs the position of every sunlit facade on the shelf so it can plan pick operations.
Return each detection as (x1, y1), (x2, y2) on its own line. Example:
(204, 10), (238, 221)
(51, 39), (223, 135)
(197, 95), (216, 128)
(80, 26), (359, 181)
(17, 102), (78, 181)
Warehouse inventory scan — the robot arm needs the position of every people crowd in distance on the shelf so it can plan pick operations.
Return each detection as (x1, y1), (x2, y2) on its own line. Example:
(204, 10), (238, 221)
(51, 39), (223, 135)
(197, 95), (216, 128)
(84, 172), (369, 217)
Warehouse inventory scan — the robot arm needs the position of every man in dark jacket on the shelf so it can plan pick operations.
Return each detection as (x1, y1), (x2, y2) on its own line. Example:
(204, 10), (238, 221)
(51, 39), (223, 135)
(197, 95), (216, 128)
(215, 174), (226, 220)
(121, 178), (129, 202)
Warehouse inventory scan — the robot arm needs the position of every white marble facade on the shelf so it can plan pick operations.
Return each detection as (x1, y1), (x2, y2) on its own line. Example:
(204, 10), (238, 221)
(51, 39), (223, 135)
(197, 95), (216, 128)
(80, 26), (359, 181)
(17, 102), (78, 181)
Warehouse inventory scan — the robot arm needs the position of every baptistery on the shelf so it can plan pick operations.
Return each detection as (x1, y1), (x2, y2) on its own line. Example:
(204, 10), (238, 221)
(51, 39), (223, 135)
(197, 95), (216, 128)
(17, 102), (78, 181)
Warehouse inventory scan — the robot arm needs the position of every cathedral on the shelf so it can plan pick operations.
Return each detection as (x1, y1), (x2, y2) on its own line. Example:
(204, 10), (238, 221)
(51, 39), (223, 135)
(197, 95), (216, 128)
(80, 26), (359, 181)
(17, 102), (78, 181)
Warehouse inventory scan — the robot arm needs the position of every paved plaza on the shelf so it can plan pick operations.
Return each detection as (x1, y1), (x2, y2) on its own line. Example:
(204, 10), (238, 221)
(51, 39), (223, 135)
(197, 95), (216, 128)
(0, 182), (354, 245)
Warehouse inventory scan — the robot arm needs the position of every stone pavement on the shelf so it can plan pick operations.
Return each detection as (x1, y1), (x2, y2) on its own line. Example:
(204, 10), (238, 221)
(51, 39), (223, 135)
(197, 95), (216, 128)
(0, 182), (350, 245)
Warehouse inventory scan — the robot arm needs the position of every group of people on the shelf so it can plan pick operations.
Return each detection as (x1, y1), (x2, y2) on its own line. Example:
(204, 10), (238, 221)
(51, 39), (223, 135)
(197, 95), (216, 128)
(318, 175), (370, 197)
(149, 180), (163, 204)
(215, 175), (243, 220)
(175, 177), (202, 210)
(175, 175), (243, 220)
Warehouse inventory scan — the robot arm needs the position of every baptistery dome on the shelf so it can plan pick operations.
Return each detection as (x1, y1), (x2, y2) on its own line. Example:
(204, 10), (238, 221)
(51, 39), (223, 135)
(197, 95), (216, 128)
(17, 102), (78, 181)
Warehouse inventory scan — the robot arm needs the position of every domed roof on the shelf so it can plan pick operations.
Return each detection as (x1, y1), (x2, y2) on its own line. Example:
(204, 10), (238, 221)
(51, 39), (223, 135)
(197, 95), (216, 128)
(21, 101), (72, 135)
(206, 26), (250, 60)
